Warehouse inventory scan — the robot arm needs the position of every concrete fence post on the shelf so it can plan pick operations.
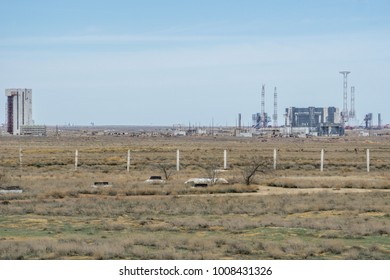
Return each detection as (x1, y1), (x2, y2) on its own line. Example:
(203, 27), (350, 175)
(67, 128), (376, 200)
(273, 149), (277, 170)
(366, 149), (370, 172)
(75, 149), (78, 171)
(127, 150), (131, 172)
(19, 147), (23, 169)
(224, 149), (227, 169)
(176, 149), (180, 171)
(320, 149), (324, 172)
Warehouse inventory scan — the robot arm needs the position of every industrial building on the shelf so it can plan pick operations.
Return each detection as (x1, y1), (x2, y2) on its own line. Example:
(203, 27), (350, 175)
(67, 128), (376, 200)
(20, 125), (47, 136)
(5, 88), (33, 135)
(284, 106), (344, 136)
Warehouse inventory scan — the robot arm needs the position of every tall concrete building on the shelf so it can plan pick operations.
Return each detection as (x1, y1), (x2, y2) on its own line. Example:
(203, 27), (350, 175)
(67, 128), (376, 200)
(5, 88), (33, 135)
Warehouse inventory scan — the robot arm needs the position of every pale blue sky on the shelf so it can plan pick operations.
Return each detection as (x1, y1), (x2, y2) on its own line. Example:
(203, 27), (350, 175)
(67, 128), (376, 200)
(1, 0), (389, 126)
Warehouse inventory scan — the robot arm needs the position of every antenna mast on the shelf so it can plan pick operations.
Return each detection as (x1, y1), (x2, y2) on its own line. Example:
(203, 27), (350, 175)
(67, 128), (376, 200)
(273, 86), (278, 127)
(339, 71), (351, 124)
(349, 86), (355, 120)
(261, 84), (265, 128)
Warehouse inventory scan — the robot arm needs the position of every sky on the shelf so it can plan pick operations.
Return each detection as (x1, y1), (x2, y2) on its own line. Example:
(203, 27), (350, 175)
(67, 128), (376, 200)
(1, 0), (389, 126)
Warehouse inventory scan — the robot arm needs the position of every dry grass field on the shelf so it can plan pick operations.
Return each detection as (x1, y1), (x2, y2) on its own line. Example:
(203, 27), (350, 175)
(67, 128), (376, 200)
(0, 133), (390, 259)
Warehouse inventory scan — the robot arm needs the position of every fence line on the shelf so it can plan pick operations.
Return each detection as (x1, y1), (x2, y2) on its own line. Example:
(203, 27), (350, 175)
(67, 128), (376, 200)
(2, 147), (383, 173)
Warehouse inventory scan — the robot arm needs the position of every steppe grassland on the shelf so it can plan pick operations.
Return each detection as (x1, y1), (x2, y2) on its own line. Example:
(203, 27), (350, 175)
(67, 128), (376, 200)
(0, 135), (390, 259)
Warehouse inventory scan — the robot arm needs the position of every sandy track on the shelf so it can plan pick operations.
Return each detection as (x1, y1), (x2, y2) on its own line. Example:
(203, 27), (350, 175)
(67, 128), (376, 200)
(175, 186), (390, 198)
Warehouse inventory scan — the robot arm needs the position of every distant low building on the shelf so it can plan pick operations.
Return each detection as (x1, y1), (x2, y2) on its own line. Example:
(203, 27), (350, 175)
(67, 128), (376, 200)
(238, 132), (253, 138)
(173, 130), (187, 136)
(20, 125), (47, 136)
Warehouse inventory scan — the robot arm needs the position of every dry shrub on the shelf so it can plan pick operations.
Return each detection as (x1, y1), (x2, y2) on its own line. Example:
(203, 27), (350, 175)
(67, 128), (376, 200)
(170, 216), (213, 230)
(214, 238), (227, 248)
(45, 191), (66, 199)
(188, 239), (216, 253)
(341, 218), (390, 236)
(268, 176), (390, 189)
(345, 247), (362, 260)
(263, 242), (285, 259)
(129, 246), (149, 259)
(240, 156), (272, 185)
(101, 221), (126, 231)
(133, 235), (167, 249)
(320, 240), (344, 255)
(143, 222), (174, 232)
(281, 238), (316, 259)
(221, 217), (259, 232)
(0, 171), (10, 186)
(225, 240), (252, 255)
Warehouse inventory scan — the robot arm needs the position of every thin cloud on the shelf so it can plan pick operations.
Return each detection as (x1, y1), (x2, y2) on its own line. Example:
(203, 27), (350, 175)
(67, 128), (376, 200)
(0, 34), (230, 46)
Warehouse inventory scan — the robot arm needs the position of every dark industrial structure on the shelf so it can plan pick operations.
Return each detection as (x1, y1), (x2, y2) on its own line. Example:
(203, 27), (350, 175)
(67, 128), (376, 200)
(284, 106), (344, 136)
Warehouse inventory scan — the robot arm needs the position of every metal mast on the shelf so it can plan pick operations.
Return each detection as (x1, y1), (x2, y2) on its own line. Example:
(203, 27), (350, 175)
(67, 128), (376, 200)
(349, 86), (355, 120)
(339, 71), (350, 124)
(273, 86), (278, 127)
(261, 84), (265, 128)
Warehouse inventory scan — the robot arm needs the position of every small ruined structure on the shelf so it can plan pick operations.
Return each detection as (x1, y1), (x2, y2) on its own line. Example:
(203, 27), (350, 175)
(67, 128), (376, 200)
(0, 186), (23, 194)
(145, 176), (166, 185)
(91, 182), (112, 188)
(185, 178), (228, 187)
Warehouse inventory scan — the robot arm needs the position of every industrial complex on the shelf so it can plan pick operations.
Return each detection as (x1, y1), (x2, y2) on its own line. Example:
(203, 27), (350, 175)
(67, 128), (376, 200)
(2, 71), (385, 137)
(246, 71), (383, 137)
(284, 106), (343, 136)
(250, 83), (345, 137)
